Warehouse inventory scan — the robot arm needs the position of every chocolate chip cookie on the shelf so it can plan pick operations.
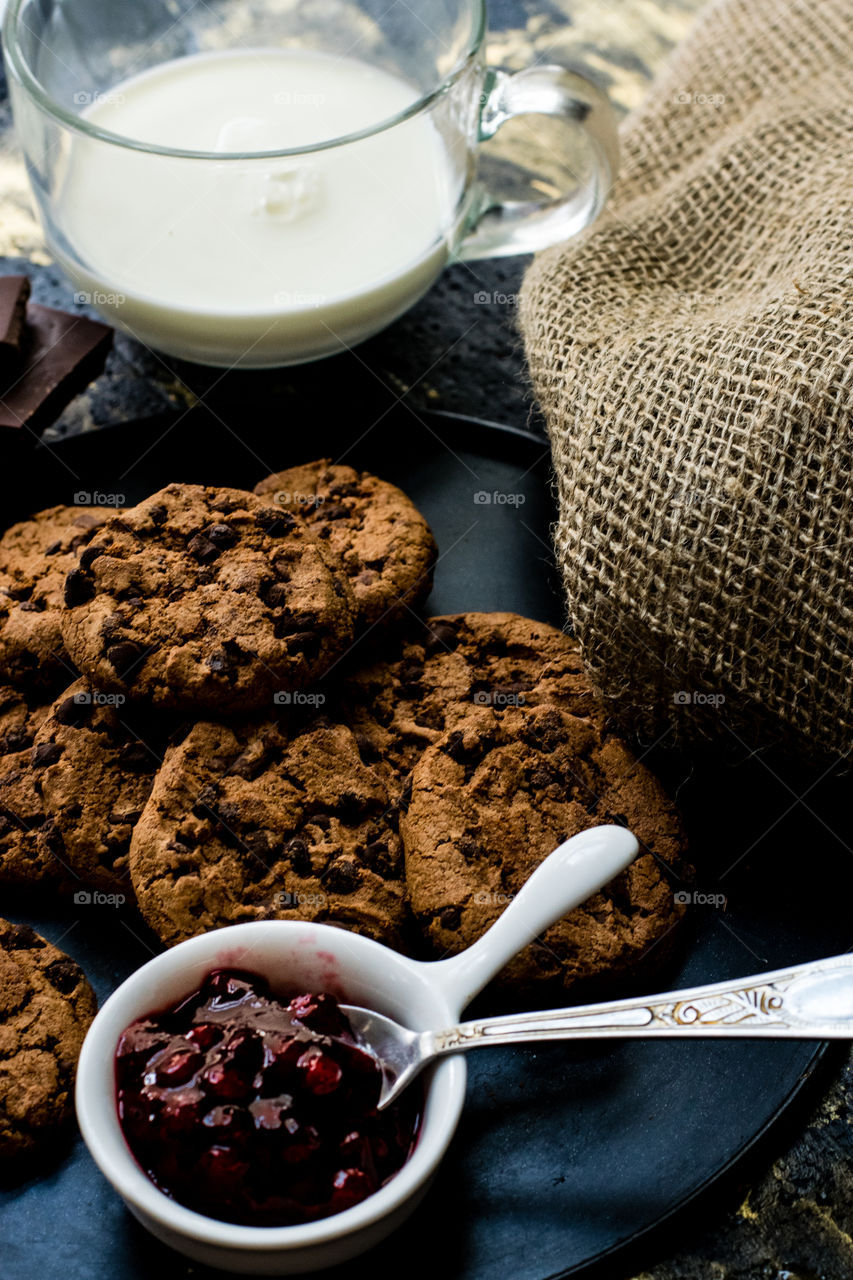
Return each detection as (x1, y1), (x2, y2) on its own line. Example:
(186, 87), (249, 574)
(0, 505), (113, 690)
(339, 612), (603, 777)
(0, 918), (96, 1175)
(0, 683), (69, 888)
(0, 684), (50, 758)
(0, 746), (71, 889)
(130, 714), (408, 949)
(60, 484), (357, 714)
(254, 461), (437, 630)
(401, 705), (690, 994)
(33, 679), (181, 896)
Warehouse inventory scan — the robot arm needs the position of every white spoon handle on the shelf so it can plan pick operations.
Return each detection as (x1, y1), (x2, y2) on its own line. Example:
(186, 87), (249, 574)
(422, 826), (640, 1014)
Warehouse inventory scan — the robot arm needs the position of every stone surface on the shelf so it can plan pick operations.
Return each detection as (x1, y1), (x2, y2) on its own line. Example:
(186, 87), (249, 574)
(2, 1), (851, 1277)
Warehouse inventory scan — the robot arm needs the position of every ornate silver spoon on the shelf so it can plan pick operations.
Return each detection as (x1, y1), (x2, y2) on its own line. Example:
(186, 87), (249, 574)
(345, 952), (853, 1109)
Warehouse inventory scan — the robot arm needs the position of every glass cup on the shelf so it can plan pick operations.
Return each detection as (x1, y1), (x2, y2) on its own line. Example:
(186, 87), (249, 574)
(3, 0), (618, 368)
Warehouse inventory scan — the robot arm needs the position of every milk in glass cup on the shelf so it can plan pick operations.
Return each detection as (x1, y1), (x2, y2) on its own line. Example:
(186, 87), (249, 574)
(4, 0), (617, 367)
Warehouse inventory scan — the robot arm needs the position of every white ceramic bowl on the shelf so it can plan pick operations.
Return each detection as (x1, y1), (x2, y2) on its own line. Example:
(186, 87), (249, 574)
(76, 825), (639, 1274)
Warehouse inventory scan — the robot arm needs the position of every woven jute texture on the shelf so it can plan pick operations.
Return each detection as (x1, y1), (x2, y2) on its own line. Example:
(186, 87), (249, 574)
(520, 0), (853, 762)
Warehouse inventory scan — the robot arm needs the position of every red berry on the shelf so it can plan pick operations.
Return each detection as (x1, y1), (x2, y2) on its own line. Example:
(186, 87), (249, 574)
(298, 1047), (343, 1096)
(203, 970), (263, 1008)
(289, 992), (348, 1037)
(202, 1105), (251, 1141)
(223, 1028), (261, 1068)
(116, 1020), (166, 1060)
(201, 1061), (253, 1101)
(280, 1118), (321, 1165)
(153, 1047), (204, 1086)
(330, 1167), (375, 1210)
(255, 1031), (304, 1094)
(117, 1093), (154, 1142)
(339, 1129), (371, 1169)
(186, 1022), (222, 1051)
(157, 1088), (206, 1138)
(116, 1021), (171, 1085)
(197, 1144), (250, 1189)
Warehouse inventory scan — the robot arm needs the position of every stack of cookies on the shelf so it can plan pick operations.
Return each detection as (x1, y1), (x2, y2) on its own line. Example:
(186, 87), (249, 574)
(0, 461), (691, 1003)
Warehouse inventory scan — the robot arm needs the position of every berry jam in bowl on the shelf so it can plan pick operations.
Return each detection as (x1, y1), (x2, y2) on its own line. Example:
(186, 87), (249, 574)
(76, 829), (639, 1273)
(115, 969), (421, 1228)
(76, 918), (471, 1274)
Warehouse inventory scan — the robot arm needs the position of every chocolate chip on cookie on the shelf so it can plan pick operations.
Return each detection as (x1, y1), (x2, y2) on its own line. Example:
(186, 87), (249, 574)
(254, 461), (437, 630)
(129, 714), (408, 948)
(0, 918), (96, 1175)
(0, 505), (114, 690)
(32, 678), (182, 896)
(401, 704), (690, 995)
(59, 484), (358, 713)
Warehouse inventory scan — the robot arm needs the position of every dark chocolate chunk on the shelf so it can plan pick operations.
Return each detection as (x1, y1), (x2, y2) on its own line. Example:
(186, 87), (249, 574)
(32, 742), (62, 768)
(44, 958), (82, 993)
(0, 275), (30, 374)
(0, 922), (44, 949)
(79, 544), (106, 570)
(324, 859), (360, 894)
(257, 509), (296, 534)
(285, 837), (312, 876)
(54, 694), (93, 727)
(264, 582), (290, 608)
(106, 641), (144, 679)
(205, 524), (237, 548)
(0, 303), (112, 433)
(187, 533), (220, 563)
(64, 568), (94, 607)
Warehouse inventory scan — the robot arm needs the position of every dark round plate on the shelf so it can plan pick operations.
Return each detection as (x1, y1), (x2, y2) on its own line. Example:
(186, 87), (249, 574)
(1, 405), (850, 1280)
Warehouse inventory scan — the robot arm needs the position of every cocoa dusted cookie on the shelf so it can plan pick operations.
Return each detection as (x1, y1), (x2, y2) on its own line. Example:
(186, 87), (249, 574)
(0, 505), (113, 689)
(254, 461), (437, 630)
(32, 679), (181, 896)
(60, 484), (357, 714)
(339, 612), (603, 777)
(0, 918), (96, 1175)
(130, 715), (408, 949)
(401, 704), (690, 995)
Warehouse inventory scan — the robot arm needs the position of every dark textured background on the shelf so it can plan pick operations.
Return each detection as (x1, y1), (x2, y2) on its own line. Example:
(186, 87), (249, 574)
(1, 1), (851, 1277)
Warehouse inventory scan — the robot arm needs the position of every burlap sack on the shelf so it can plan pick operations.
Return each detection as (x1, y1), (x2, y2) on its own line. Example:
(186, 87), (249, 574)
(520, 0), (853, 763)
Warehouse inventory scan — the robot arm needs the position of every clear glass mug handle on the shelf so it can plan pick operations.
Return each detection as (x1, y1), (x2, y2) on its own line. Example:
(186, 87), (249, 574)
(457, 64), (619, 261)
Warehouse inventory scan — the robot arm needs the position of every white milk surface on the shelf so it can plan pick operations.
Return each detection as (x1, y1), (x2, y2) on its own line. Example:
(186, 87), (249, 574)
(56, 50), (459, 364)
